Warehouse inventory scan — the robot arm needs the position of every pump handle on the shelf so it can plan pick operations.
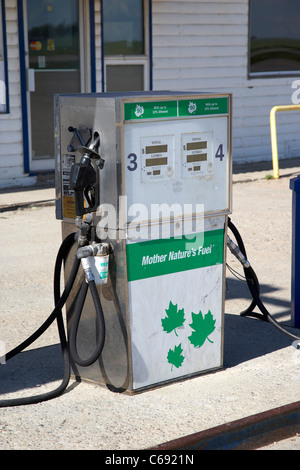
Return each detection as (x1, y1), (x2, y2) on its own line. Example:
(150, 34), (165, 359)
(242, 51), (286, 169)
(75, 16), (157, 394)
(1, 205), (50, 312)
(77, 133), (104, 168)
(69, 131), (104, 217)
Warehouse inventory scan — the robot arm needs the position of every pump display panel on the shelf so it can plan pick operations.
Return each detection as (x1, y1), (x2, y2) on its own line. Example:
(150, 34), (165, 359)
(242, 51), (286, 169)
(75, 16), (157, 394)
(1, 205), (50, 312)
(124, 109), (230, 219)
(141, 135), (174, 182)
(181, 132), (213, 177)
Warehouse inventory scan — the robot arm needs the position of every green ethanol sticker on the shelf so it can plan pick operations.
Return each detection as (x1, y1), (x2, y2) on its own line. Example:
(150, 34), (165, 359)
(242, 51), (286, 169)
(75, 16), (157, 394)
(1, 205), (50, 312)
(126, 229), (224, 281)
(124, 101), (178, 120)
(124, 97), (228, 121)
(178, 97), (228, 117)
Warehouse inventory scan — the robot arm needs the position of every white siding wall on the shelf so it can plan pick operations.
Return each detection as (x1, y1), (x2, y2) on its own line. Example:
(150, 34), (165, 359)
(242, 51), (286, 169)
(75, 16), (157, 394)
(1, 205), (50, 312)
(152, 0), (300, 164)
(0, 0), (27, 187)
(94, 0), (102, 94)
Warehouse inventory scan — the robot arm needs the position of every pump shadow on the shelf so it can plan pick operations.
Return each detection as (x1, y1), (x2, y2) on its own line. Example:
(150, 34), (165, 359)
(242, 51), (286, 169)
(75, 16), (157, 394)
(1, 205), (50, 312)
(0, 274), (296, 397)
(0, 344), (64, 396)
(225, 276), (292, 322)
(224, 277), (295, 367)
(223, 313), (293, 367)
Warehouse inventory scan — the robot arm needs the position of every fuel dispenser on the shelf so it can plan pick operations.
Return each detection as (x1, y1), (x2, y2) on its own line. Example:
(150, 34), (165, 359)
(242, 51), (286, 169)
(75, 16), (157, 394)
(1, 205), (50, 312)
(54, 91), (232, 393)
(2, 91), (299, 408)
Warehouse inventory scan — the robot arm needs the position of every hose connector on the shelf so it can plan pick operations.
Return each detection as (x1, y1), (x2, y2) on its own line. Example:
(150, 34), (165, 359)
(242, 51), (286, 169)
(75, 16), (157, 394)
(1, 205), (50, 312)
(81, 259), (95, 283)
(77, 242), (109, 259)
(227, 235), (251, 268)
(78, 242), (110, 284)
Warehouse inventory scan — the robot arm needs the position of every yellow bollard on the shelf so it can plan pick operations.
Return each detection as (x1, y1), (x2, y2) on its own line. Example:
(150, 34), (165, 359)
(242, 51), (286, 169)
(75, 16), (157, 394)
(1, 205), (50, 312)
(270, 105), (300, 179)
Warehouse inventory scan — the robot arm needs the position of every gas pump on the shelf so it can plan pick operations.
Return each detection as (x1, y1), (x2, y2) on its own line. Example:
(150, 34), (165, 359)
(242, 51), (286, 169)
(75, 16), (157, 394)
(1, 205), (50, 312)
(55, 91), (232, 392)
(1, 91), (299, 408)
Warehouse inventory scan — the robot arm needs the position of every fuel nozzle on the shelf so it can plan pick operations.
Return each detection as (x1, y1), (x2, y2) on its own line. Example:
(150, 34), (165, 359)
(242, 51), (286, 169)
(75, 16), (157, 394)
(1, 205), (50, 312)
(69, 130), (105, 217)
(77, 133), (104, 169)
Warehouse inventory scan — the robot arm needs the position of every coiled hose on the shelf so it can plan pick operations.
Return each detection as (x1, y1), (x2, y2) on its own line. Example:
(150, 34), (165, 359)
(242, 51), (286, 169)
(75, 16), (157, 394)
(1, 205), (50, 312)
(69, 275), (106, 367)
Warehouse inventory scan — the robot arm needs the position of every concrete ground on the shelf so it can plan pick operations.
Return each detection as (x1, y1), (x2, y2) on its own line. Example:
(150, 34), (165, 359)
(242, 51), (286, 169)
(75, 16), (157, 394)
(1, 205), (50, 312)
(0, 159), (299, 450)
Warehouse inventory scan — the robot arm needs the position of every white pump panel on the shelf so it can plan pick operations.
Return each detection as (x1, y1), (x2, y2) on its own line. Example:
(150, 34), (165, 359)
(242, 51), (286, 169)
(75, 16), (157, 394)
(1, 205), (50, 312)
(123, 109), (230, 224)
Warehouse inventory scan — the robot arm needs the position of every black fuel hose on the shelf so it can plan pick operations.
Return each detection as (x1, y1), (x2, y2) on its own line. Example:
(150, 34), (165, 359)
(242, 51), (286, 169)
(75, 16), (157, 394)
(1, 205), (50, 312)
(227, 217), (260, 319)
(0, 230), (106, 407)
(0, 232), (79, 407)
(6, 233), (79, 363)
(228, 218), (300, 341)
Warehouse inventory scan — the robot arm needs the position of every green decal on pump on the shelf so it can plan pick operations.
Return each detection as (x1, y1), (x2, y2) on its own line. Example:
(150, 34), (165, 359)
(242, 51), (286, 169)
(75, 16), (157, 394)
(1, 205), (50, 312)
(162, 301), (217, 370)
(124, 97), (228, 121)
(178, 97), (228, 117)
(124, 101), (178, 120)
(161, 301), (186, 336)
(126, 229), (224, 282)
(188, 310), (216, 348)
(167, 344), (185, 370)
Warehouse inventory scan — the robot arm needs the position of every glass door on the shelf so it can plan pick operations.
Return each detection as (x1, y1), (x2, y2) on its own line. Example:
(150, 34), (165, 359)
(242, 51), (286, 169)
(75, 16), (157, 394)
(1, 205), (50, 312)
(26, 0), (81, 170)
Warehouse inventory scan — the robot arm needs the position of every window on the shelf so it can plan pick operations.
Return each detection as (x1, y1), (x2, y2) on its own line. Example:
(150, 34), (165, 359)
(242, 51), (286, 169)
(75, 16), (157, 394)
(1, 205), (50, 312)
(0, 0), (8, 112)
(27, 0), (80, 71)
(102, 0), (149, 92)
(249, 0), (300, 76)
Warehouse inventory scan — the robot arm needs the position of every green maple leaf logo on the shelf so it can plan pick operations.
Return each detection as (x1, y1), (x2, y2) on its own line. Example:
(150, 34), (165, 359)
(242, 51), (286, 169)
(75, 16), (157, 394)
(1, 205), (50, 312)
(161, 301), (185, 336)
(188, 310), (216, 348)
(167, 343), (185, 370)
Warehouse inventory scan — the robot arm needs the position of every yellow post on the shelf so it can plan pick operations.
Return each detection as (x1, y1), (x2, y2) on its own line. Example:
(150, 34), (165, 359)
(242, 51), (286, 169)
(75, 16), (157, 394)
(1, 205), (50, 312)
(270, 105), (300, 179)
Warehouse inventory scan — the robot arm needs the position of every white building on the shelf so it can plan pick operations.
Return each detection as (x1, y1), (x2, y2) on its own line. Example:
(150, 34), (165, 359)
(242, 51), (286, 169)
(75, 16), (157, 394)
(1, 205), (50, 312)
(1, 0), (300, 188)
